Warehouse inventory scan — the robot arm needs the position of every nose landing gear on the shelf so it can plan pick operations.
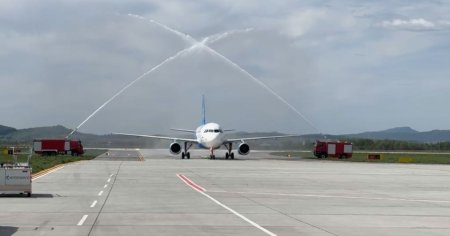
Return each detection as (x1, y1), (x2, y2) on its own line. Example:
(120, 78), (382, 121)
(209, 147), (215, 159)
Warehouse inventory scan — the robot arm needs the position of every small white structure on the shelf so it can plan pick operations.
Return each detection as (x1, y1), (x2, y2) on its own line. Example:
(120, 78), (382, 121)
(0, 147), (32, 197)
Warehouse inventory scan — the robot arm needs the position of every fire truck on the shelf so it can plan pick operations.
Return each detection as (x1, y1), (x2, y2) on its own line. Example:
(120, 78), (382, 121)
(33, 139), (84, 156)
(313, 140), (353, 159)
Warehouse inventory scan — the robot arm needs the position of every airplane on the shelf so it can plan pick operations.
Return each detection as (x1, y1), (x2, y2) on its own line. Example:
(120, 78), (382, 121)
(113, 96), (300, 159)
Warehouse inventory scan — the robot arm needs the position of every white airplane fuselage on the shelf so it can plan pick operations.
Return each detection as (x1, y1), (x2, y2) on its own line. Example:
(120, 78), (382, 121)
(195, 122), (225, 149)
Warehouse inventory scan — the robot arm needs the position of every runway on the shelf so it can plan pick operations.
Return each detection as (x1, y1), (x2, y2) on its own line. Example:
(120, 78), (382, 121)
(1, 149), (450, 235)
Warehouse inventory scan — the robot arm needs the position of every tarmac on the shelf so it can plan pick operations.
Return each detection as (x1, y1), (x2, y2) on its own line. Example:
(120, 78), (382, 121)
(1, 149), (450, 236)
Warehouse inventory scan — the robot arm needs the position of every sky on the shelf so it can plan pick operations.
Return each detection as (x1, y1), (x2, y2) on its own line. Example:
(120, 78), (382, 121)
(1, 0), (450, 135)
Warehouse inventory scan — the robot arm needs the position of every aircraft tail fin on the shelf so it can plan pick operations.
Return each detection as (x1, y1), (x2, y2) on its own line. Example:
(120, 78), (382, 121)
(201, 95), (206, 125)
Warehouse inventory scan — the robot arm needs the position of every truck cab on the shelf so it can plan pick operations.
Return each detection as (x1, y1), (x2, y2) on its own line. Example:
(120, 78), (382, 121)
(70, 140), (84, 156)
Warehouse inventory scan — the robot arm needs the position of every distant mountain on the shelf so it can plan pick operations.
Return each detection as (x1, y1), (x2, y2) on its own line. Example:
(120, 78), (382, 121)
(346, 127), (450, 142)
(0, 125), (16, 135)
(379, 127), (419, 134)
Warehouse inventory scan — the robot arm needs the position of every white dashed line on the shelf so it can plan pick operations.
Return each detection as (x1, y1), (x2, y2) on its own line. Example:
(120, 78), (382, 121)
(107, 178), (111, 183)
(104, 184), (108, 188)
(90, 200), (97, 208)
(98, 191), (104, 196)
(77, 215), (88, 226)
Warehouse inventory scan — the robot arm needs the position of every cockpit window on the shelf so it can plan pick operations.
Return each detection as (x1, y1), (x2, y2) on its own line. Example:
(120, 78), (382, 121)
(204, 129), (223, 133)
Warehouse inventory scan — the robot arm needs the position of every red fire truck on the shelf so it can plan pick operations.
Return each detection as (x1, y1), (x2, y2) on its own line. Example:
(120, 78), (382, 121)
(33, 139), (84, 156)
(313, 140), (353, 159)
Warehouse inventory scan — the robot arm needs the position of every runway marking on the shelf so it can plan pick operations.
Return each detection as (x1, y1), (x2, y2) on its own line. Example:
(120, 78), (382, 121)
(32, 160), (89, 180)
(77, 215), (88, 226)
(207, 190), (450, 204)
(90, 200), (97, 208)
(104, 184), (108, 188)
(98, 191), (104, 196)
(177, 174), (206, 192)
(32, 165), (65, 181)
(177, 174), (276, 236)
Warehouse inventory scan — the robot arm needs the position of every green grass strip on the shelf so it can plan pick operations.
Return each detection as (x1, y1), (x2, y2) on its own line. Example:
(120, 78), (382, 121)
(0, 149), (105, 173)
(271, 151), (450, 164)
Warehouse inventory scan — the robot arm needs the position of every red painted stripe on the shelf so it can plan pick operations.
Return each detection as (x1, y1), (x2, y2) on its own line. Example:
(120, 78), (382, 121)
(177, 174), (206, 192)
(179, 174), (205, 192)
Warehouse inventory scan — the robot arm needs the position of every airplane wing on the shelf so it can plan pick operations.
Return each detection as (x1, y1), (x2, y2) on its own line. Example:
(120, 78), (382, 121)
(170, 128), (196, 133)
(112, 132), (198, 143)
(225, 134), (300, 143)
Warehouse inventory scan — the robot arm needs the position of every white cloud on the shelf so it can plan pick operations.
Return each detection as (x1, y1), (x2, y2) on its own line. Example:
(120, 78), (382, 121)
(379, 18), (450, 31)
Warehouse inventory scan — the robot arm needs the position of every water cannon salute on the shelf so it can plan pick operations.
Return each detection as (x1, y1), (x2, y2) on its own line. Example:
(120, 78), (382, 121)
(66, 14), (318, 159)
(2, 2), (450, 235)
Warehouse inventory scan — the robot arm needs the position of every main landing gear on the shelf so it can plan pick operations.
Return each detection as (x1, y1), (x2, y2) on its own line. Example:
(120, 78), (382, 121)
(181, 142), (192, 159)
(224, 143), (235, 160)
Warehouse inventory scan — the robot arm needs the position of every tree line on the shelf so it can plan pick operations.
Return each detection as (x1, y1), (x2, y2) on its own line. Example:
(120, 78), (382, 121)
(349, 139), (450, 151)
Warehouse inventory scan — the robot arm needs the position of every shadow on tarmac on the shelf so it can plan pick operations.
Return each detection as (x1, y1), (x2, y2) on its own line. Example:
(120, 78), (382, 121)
(0, 193), (54, 198)
(0, 226), (18, 236)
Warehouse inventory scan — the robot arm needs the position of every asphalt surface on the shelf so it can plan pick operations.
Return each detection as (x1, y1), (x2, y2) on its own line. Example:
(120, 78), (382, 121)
(1, 149), (450, 235)
(94, 150), (144, 161)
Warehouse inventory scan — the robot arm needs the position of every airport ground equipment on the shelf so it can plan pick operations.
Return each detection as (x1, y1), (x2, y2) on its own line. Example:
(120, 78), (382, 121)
(0, 147), (32, 197)
(33, 139), (84, 156)
(313, 140), (353, 159)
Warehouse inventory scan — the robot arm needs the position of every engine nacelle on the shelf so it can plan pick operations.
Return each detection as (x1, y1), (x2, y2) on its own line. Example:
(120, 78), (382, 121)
(238, 143), (250, 155)
(170, 142), (181, 155)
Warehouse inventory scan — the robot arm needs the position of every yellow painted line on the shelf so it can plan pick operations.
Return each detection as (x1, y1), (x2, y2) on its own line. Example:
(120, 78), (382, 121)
(32, 164), (65, 180)
(31, 160), (86, 180)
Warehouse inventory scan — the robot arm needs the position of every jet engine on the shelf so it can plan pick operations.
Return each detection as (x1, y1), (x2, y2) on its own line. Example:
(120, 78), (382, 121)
(170, 142), (181, 155)
(238, 143), (250, 155)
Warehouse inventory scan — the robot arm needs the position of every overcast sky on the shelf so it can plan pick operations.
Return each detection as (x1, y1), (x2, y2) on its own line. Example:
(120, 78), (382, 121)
(1, 0), (450, 135)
